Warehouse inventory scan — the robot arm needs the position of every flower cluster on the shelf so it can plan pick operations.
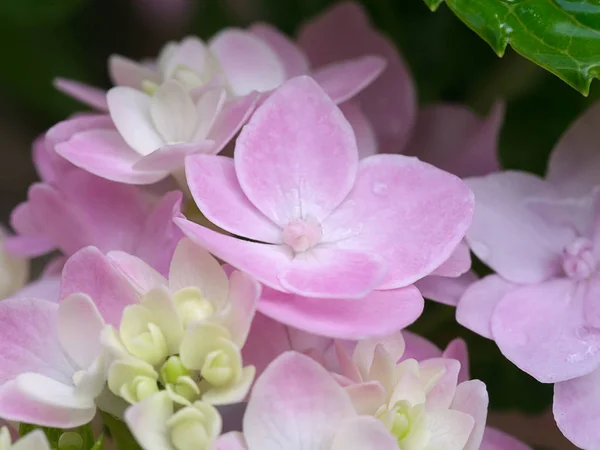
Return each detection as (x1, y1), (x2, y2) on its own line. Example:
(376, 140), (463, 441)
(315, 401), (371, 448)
(1, 1), (591, 449)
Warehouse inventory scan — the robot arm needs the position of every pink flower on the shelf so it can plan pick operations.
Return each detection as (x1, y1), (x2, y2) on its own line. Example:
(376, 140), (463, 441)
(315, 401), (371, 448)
(176, 76), (473, 338)
(215, 352), (398, 450)
(456, 102), (600, 447)
(6, 125), (184, 275)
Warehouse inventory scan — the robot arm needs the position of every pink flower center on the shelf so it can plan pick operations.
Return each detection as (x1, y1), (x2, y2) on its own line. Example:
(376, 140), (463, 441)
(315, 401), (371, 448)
(282, 219), (323, 253)
(563, 237), (597, 280)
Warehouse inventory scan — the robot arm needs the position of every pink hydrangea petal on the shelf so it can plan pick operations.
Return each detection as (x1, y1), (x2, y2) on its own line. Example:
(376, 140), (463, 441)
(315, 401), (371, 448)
(3, 235), (55, 258)
(322, 154), (474, 289)
(340, 102), (378, 158)
(258, 284), (424, 339)
(456, 275), (516, 339)
(58, 293), (105, 369)
(107, 87), (164, 155)
(401, 331), (442, 361)
(215, 432), (247, 450)
(207, 92), (260, 152)
(491, 278), (600, 383)
(0, 380), (95, 428)
(235, 76), (358, 226)
(53, 78), (108, 111)
(298, 1), (416, 153)
(403, 102), (504, 178)
(175, 218), (292, 291)
(125, 391), (173, 450)
(443, 338), (470, 383)
(330, 416), (397, 450)
(249, 23), (310, 78)
(421, 358), (461, 409)
(465, 171), (574, 283)
(280, 247), (387, 299)
(480, 427), (532, 450)
(221, 270), (262, 346)
(0, 298), (74, 385)
(107, 251), (167, 294)
(547, 102), (600, 196)
(429, 241), (472, 278)
(244, 352), (354, 450)
(186, 154), (281, 242)
(60, 247), (139, 327)
(209, 29), (286, 96)
(554, 367), (600, 450)
(133, 191), (184, 276)
(415, 271), (478, 306)
(312, 55), (386, 104)
(451, 380), (489, 450)
(10, 276), (61, 303)
(56, 129), (169, 184)
(109, 54), (159, 88)
(133, 141), (216, 172)
(426, 409), (475, 450)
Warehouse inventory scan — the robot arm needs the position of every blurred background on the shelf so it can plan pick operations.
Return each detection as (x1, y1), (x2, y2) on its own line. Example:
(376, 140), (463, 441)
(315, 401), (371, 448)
(0, 0), (596, 447)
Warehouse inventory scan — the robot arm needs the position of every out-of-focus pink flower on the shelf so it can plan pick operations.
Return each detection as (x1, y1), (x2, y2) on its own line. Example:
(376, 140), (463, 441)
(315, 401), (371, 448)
(176, 76), (473, 338)
(456, 102), (600, 448)
(6, 125), (184, 275)
(216, 351), (398, 450)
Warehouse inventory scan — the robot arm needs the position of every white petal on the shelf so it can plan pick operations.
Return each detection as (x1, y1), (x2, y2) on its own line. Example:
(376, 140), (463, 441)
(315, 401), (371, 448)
(150, 80), (198, 143)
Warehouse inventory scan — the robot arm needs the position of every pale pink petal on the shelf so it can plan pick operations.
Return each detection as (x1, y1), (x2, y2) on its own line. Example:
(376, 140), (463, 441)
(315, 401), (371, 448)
(554, 367), (600, 450)
(133, 191), (184, 276)
(244, 352), (354, 450)
(235, 76), (358, 225)
(430, 241), (472, 278)
(53, 78), (108, 111)
(331, 416), (397, 450)
(107, 251), (168, 294)
(175, 218), (292, 291)
(480, 427), (532, 450)
(109, 54), (159, 88)
(426, 409), (475, 450)
(215, 432), (247, 450)
(456, 275), (516, 339)
(547, 102), (600, 196)
(3, 235), (55, 258)
(451, 380), (488, 450)
(0, 380), (95, 428)
(168, 238), (229, 301)
(402, 331), (442, 361)
(133, 141), (216, 172)
(60, 247), (139, 327)
(221, 270), (261, 346)
(150, 80), (198, 144)
(45, 114), (113, 154)
(465, 171), (574, 283)
(443, 338), (470, 383)
(298, 1), (416, 153)
(186, 154), (281, 242)
(0, 298), (74, 385)
(415, 271), (478, 306)
(280, 247), (387, 299)
(125, 391), (173, 450)
(340, 102), (377, 158)
(323, 154), (474, 289)
(58, 293), (105, 369)
(10, 276), (61, 303)
(207, 92), (260, 152)
(403, 102), (504, 178)
(258, 284), (424, 339)
(242, 313), (294, 376)
(209, 29), (285, 96)
(56, 129), (169, 184)
(344, 382), (387, 415)
(12, 429), (50, 450)
(162, 36), (209, 80)
(249, 23), (310, 78)
(491, 278), (600, 383)
(422, 359), (461, 409)
(107, 87), (164, 155)
(312, 56), (386, 104)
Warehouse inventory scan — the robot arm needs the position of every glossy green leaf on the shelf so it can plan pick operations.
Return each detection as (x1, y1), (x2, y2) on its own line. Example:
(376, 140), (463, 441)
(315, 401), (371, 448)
(423, 0), (600, 95)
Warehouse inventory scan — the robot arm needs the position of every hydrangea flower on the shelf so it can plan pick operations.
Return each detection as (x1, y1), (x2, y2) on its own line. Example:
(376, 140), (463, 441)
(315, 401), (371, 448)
(5, 125), (184, 275)
(177, 75), (473, 338)
(456, 102), (600, 448)
(102, 238), (261, 407)
(214, 352), (399, 450)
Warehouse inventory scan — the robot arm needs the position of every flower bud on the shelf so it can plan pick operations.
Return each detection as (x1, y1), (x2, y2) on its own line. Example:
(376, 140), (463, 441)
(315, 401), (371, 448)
(167, 402), (222, 450)
(173, 287), (215, 327)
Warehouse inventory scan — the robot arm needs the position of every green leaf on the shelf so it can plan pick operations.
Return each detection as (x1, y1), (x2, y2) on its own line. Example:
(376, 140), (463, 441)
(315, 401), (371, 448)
(101, 412), (142, 450)
(0, 0), (85, 27)
(90, 434), (105, 450)
(423, 0), (600, 95)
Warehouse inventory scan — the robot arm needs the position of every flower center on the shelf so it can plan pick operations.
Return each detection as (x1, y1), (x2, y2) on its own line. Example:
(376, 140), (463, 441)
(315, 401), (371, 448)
(563, 237), (597, 280)
(173, 287), (216, 327)
(282, 219), (323, 253)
